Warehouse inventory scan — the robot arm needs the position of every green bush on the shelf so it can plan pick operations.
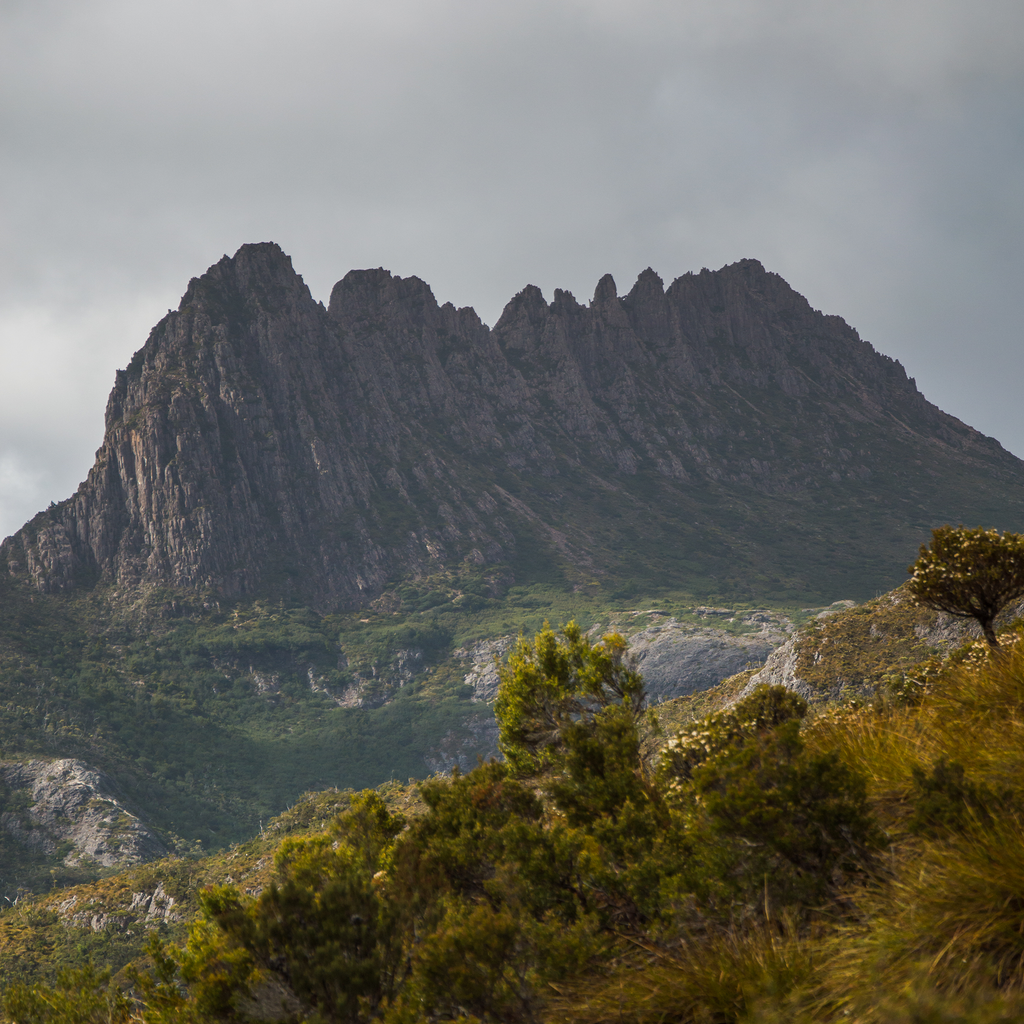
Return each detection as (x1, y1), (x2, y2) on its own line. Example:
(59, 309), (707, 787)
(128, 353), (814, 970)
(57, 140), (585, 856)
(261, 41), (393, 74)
(907, 758), (1006, 837)
(689, 719), (881, 908)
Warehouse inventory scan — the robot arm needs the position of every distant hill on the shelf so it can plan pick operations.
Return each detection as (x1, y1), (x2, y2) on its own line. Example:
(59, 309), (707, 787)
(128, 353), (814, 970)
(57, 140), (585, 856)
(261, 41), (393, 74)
(4, 242), (1022, 608)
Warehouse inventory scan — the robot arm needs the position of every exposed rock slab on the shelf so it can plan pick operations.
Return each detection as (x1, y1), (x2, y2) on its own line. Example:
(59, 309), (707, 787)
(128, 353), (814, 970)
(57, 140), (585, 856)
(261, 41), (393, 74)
(455, 635), (518, 702)
(452, 617), (788, 709)
(739, 637), (812, 700)
(0, 759), (166, 868)
(629, 615), (790, 702)
(422, 713), (502, 774)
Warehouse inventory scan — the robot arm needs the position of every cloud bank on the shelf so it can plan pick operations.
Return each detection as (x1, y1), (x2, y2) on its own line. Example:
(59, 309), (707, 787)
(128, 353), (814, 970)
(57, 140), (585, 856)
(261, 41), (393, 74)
(2, 0), (1022, 537)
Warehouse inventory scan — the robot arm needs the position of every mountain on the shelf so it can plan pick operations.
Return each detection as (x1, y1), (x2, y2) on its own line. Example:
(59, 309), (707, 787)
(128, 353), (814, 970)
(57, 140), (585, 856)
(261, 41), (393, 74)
(3, 245), (1023, 1012)
(4, 242), (1022, 609)
(1, 243), (1023, 888)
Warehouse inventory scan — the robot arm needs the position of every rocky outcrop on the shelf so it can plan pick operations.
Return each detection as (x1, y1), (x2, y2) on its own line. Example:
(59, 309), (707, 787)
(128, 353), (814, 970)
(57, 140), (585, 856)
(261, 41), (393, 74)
(0, 759), (165, 868)
(455, 636), (519, 702)
(738, 601), (854, 699)
(54, 881), (183, 933)
(739, 637), (810, 700)
(456, 611), (793, 725)
(5, 243), (1024, 609)
(423, 713), (502, 774)
(629, 614), (790, 702)
(737, 592), (1024, 704)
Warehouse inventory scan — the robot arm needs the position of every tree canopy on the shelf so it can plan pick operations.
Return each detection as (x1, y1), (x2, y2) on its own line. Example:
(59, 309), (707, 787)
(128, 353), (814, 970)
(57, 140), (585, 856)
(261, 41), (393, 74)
(907, 525), (1024, 647)
(493, 621), (648, 776)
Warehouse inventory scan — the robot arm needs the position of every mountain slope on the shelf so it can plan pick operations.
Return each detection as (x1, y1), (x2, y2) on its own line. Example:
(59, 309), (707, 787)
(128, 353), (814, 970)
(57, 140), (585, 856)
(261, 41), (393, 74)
(3, 243), (1022, 608)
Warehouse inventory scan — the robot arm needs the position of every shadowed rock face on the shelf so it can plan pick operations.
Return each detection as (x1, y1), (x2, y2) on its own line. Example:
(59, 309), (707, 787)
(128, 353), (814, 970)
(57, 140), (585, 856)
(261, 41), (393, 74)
(4, 242), (1024, 609)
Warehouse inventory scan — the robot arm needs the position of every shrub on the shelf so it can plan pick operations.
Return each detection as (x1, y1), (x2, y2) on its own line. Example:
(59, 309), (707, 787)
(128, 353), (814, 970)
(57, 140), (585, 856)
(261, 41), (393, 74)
(495, 622), (647, 776)
(689, 718), (881, 909)
(907, 758), (1005, 837)
(659, 684), (808, 785)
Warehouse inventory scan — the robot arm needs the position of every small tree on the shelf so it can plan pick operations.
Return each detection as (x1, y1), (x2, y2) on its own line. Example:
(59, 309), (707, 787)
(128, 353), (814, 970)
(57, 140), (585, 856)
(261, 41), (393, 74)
(494, 621), (648, 776)
(907, 525), (1024, 647)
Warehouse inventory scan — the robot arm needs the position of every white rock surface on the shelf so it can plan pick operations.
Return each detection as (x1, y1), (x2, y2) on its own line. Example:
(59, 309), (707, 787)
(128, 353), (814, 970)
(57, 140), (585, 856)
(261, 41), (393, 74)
(455, 635), (518, 702)
(628, 614), (791, 702)
(0, 758), (165, 867)
(738, 637), (812, 700)
(454, 613), (793, 707)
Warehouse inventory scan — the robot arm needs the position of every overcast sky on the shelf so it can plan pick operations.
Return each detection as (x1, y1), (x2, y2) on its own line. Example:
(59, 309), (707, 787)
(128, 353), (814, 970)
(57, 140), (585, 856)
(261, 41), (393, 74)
(2, 0), (1022, 539)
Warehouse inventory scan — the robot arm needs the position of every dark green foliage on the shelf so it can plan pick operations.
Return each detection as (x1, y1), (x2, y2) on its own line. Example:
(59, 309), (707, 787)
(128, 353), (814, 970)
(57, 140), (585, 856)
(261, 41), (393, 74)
(494, 621), (647, 775)
(548, 708), (659, 832)
(491, 620), (677, 928)
(690, 719), (880, 907)
(659, 683), (808, 783)
(385, 764), (604, 1022)
(908, 525), (1024, 646)
(656, 685), (879, 911)
(0, 587), (488, 894)
(1, 964), (133, 1024)
(392, 761), (601, 942)
(198, 607), (338, 663)
(386, 897), (600, 1024)
(357, 621), (454, 667)
(907, 758), (1005, 837)
(202, 793), (407, 1022)
(400, 762), (547, 904)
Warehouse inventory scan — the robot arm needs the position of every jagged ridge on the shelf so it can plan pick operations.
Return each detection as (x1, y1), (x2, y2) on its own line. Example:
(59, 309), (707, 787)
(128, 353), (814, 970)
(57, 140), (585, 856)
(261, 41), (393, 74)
(4, 242), (1022, 608)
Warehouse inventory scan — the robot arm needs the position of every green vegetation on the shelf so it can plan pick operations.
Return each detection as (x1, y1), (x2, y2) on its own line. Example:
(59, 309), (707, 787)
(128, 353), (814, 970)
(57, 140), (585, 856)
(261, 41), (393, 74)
(0, 784), (424, 988)
(0, 557), (819, 900)
(9, 616), (1024, 1021)
(908, 524), (1024, 646)
(494, 621), (647, 775)
(0, 576), (486, 893)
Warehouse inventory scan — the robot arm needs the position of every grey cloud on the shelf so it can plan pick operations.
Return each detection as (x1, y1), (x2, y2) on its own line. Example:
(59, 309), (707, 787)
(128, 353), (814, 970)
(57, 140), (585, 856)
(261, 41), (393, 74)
(1, 0), (1022, 537)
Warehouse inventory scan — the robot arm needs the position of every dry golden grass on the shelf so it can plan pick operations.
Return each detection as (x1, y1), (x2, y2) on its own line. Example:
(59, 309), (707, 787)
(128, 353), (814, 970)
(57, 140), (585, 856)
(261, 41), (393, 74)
(591, 637), (1024, 1023)
(805, 638), (1024, 820)
(784, 640), (1024, 1021)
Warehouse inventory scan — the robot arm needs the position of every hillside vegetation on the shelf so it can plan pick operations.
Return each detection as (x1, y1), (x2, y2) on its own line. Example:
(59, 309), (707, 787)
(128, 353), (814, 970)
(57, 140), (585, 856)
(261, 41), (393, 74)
(5, 611), (1024, 1022)
(0, 549), (828, 902)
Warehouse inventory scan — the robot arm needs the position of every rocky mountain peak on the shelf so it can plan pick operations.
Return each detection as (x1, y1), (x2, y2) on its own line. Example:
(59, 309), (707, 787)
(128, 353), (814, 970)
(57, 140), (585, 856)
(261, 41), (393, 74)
(179, 241), (311, 316)
(493, 283), (549, 332)
(629, 266), (665, 300)
(328, 268), (440, 330)
(591, 273), (618, 305)
(4, 243), (1023, 609)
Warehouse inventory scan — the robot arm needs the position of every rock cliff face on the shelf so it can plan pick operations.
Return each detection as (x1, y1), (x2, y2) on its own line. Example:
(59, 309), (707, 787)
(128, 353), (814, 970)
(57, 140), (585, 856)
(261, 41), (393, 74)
(0, 759), (165, 868)
(4, 243), (1023, 607)
(456, 614), (790, 706)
